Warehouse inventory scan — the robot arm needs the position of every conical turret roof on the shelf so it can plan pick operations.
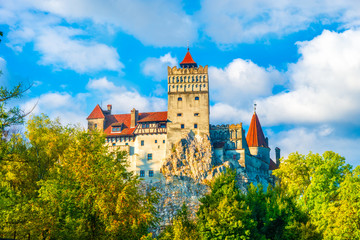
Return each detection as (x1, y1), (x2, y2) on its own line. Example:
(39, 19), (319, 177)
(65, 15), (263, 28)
(180, 48), (198, 68)
(246, 112), (268, 148)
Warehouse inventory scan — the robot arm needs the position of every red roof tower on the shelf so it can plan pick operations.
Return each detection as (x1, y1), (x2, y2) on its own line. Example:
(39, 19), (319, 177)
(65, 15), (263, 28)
(180, 48), (198, 68)
(87, 104), (105, 119)
(246, 111), (268, 148)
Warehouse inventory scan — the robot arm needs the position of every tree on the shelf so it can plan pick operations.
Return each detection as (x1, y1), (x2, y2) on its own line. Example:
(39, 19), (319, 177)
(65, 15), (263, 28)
(0, 115), (159, 239)
(244, 184), (320, 240)
(159, 203), (200, 240)
(273, 151), (355, 239)
(197, 169), (256, 240)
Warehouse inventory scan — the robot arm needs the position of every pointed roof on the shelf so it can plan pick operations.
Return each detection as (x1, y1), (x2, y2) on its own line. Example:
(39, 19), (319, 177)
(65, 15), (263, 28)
(246, 112), (268, 148)
(180, 48), (198, 68)
(87, 104), (105, 119)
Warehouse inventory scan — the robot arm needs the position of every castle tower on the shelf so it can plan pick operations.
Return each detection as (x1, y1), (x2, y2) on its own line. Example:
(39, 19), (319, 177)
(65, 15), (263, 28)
(166, 49), (210, 153)
(87, 104), (106, 131)
(246, 109), (270, 165)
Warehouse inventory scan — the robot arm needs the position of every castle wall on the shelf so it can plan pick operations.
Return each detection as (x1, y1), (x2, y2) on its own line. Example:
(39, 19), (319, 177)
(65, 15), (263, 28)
(105, 133), (167, 182)
(88, 118), (104, 131)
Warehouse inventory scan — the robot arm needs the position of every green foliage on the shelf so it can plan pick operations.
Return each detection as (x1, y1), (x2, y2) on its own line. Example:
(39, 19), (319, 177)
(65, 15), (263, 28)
(196, 169), (319, 240)
(0, 115), (159, 239)
(244, 184), (320, 240)
(0, 83), (30, 139)
(159, 203), (200, 240)
(197, 169), (256, 240)
(274, 151), (357, 239)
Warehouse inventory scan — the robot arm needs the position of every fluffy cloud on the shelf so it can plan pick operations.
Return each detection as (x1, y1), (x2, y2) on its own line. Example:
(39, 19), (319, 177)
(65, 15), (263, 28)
(27, 0), (197, 47)
(141, 53), (178, 81)
(87, 77), (167, 113)
(209, 58), (284, 109)
(87, 77), (117, 91)
(22, 92), (89, 127)
(35, 27), (123, 73)
(267, 126), (360, 167)
(197, 0), (360, 44)
(1, 3), (123, 73)
(258, 29), (360, 125)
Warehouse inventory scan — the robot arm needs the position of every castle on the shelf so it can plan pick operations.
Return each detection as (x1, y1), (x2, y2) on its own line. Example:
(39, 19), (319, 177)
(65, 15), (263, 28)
(87, 49), (280, 183)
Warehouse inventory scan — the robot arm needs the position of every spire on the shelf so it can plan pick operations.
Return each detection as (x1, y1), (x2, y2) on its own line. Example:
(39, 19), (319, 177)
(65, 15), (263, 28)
(87, 104), (105, 119)
(180, 48), (198, 68)
(246, 112), (268, 148)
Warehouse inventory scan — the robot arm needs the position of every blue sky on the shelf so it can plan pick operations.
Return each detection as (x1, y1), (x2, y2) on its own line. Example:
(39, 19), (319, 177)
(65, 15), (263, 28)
(1, 0), (360, 166)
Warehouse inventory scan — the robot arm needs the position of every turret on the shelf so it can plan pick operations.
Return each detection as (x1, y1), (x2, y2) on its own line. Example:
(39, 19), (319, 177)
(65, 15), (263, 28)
(87, 104), (105, 131)
(246, 105), (270, 165)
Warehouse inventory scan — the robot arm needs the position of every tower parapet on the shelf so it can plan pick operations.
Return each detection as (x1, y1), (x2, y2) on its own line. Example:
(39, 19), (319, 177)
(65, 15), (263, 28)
(167, 65), (209, 93)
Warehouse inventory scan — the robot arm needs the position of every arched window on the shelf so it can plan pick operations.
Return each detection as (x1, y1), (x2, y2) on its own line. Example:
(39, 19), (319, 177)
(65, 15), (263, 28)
(195, 96), (199, 100)
(178, 97), (182, 101)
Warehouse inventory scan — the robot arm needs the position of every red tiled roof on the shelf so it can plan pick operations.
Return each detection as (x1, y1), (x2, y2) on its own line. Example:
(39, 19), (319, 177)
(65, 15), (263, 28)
(103, 111), (168, 136)
(137, 111), (167, 122)
(87, 104), (105, 119)
(246, 112), (268, 148)
(269, 159), (278, 170)
(180, 50), (196, 65)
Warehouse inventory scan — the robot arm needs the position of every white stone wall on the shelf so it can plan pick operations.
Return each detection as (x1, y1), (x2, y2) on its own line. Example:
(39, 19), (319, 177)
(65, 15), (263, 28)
(106, 134), (167, 182)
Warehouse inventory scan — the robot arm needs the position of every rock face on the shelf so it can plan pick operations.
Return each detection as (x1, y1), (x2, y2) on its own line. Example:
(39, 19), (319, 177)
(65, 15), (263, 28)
(149, 133), (273, 232)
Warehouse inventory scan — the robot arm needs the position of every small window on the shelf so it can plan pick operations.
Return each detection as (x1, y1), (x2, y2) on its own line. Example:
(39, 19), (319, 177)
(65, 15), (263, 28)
(195, 96), (199, 100)
(177, 113), (182, 116)
(125, 143), (128, 146)
(178, 97), (182, 101)
(181, 124), (185, 129)
(141, 140), (144, 146)
(94, 123), (97, 129)
(163, 140), (165, 144)
(148, 153), (152, 160)
(112, 143), (116, 146)
(149, 170), (154, 177)
(194, 124), (198, 129)
(140, 170), (145, 177)
(159, 123), (166, 128)
(194, 113), (199, 116)
(142, 123), (146, 128)
(155, 140), (157, 143)
(112, 127), (120, 132)
(146, 124), (149, 128)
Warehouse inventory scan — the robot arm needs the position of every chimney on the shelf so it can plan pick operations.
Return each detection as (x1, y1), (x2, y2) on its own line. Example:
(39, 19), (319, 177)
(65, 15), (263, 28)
(275, 147), (281, 167)
(107, 104), (112, 114)
(265, 137), (269, 147)
(130, 108), (138, 128)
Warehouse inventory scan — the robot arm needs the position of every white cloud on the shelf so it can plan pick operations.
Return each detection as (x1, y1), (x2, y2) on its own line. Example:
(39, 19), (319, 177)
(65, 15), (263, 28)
(28, 0), (198, 47)
(22, 92), (89, 127)
(209, 58), (284, 108)
(197, 0), (360, 44)
(87, 77), (117, 91)
(142, 53), (178, 81)
(35, 27), (123, 73)
(1, 3), (123, 73)
(86, 77), (167, 113)
(258, 29), (360, 125)
(210, 103), (251, 125)
(268, 126), (360, 167)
